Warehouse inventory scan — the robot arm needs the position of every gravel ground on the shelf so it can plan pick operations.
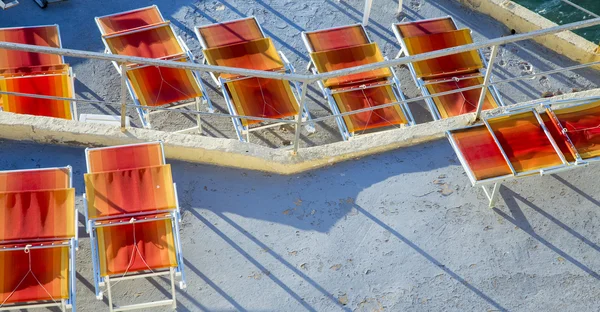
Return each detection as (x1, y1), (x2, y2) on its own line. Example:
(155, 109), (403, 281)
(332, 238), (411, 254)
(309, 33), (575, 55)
(1, 0), (599, 148)
(3, 138), (600, 311)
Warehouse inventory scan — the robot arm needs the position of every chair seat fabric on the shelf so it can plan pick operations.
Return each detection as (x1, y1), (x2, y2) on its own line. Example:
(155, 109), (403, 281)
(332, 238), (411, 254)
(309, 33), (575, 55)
(305, 25), (370, 52)
(424, 73), (497, 118)
(0, 26), (62, 69)
(196, 17), (264, 49)
(550, 102), (600, 160)
(97, 6), (164, 35)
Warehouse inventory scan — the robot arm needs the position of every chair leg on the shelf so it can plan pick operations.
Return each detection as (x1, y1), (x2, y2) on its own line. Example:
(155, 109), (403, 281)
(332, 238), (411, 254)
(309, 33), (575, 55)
(363, 0), (373, 26)
(481, 183), (501, 208)
(170, 268), (177, 310)
(195, 97), (203, 135)
(106, 276), (114, 312)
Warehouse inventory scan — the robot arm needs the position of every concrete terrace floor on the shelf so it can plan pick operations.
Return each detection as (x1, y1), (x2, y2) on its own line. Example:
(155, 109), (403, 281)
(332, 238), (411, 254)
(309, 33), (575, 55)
(1, 0), (600, 147)
(3, 139), (600, 311)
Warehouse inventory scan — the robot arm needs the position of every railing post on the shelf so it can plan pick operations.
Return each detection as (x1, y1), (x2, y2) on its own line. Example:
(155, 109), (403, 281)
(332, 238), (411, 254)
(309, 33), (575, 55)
(292, 81), (308, 155)
(474, 44), (499, 122)
(398, 0), (403, 14)
(363, 0), (373, 26)
(119, 63), (127, 131)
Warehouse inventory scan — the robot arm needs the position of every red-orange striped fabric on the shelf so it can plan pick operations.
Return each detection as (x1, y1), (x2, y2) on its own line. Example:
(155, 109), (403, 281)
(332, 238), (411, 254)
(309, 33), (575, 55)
(0, 189), (75, 242)
(0, 26), (63, 69)
(310, 43), (392, 88)
(0, 64), (69, 76)
(197, 18), (264, 48)
(84, 165), (176, 219)
(450, 126), (513, 181)
(395, 17), (457, 38)
(103, 22), (184, 60)
(87, 143), (164, 173)
(331, 83), (408, 133)
(0, 168), (70, 192)
(96, 217), (177, 277)
(97, 6), (164, 35)
(550, 101), (600, 160)
(0, 244), (70, 304)
(403, 29), (483, 79)
(226, 77), (299, 126)
(203, 38), (284, 80)
(540, 111), (576, 163)
(0, 71), (73, 119)
(425, 73), (497, 118)
(305, 25), (370, 52)
(126, 60), (203, 107)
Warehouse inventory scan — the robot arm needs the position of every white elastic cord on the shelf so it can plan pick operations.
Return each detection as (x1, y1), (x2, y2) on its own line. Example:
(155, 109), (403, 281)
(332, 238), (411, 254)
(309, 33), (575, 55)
(110, 219), (156, 288)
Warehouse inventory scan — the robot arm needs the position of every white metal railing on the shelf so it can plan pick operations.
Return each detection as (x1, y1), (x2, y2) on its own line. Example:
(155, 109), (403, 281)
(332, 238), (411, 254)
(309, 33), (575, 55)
(0, 17), (599, 154)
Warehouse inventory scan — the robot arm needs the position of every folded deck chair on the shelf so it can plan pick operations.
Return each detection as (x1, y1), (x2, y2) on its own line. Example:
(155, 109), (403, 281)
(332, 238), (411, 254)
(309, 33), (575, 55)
(302, 24), (414, 140)
(0, 25), (77, 120)
(195, 17), (313, 143)
(447, 97), (600, 207)
(0, 166), (77, 312)
(83, 142), (186, 311)
(96, 5), (212, 132)
(392, 17), (504, 120)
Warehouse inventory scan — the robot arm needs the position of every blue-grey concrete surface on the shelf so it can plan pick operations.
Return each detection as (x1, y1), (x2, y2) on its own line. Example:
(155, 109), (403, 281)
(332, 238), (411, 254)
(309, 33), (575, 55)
(2, 139), (600, 311)
(1, 0), (599, 147)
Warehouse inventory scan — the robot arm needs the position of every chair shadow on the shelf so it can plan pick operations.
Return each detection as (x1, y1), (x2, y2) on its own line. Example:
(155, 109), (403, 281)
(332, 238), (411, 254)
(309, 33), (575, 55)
(493, 185), (600, 280)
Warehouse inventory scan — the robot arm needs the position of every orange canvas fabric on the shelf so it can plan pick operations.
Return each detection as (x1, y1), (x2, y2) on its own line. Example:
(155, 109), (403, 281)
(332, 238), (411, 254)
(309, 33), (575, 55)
(126, 60), (203, 107)
(540, 112), (577, 163)
(487, 111), (563, 173)
(97, 6), (164, 35)
(305, 25), (370, 52)
(0, 188), (75, 242)
(425, 73), (497, 118)
(103, 22), (184, 60)
(403, 29), (483, 79)
(450, 126), (513, 181)
(0, 168), (69, 192)
(331, 84), (408, 133)
(226, 77), (299, 126)
(0, 245), (70, 304)
(87, 143), (164, 173)
(550, 101), (600, 160)
(395, 18), (457, 38)
(84, 165), (176, 219)
(96, 218), (177, 277)
(0, 26), (63, 69)
(0, 71), (73, 119)
(197, 18), (264, 48)
(310, 43), (391, 88)
(0, 64), (69, 76)
(203, 38), (284, 80)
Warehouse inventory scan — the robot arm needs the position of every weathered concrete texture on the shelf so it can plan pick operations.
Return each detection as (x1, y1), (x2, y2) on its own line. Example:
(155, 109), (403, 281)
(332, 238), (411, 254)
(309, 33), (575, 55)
(457, 0), (600, 68)
(3, 138), (600, 311)
(1, 89), (599, 175)
(0, 0), (599, 148)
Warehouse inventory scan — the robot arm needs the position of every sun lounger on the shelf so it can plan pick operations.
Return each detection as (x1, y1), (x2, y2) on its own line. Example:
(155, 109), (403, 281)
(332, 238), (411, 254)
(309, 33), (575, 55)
(96, 5), (212, 132)
(195, 17), (313, 143)
(447, 97), (600, 207)
(0, 25), (77, 120)
(302, 24), (414, 140)
(392, 17), (504, 120)
(83, 142), (186, 311)
(0, 166), (77, 312)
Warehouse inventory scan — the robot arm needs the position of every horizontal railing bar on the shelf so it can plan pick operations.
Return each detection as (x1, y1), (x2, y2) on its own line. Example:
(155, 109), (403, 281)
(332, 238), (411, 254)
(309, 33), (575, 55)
(0, 90), (122, 106)
(492, 60), (600, 85)
(561, 0), (599, 19)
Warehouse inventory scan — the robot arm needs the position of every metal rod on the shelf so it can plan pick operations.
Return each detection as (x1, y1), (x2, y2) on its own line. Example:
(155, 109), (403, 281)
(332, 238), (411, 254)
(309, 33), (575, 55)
(293, 82), (308, 154)
(363, 0), (373, 26)
(561, 0), (599, 18)
(119, 63), (127, 131)
(474, 45), (499, 121)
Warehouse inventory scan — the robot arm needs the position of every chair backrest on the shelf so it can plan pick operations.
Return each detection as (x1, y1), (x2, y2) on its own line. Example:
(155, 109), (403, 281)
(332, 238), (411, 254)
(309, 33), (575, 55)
(86, 142), (165, 173)
(310, 42), (391, 88)
(0, 25), (63, 69)
(196, 17), (264, 49)
(96, 5), (164, 35)
(402, 29), (483, 79)
(304, 24), (370, 52)
(0, 167), (70, 192)
(103, 22), (184, 60)
(0, 70), (74, 119)
(203, 37), (284, 79)
(85, 164), (177, 219)
(394, 17), (457, 38)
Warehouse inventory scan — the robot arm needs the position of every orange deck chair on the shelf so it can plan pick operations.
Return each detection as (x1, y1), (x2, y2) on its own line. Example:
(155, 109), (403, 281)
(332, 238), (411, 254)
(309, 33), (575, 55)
(83, 141), (186, 312)
(302, 24), (414, 140)
(392, 16), (504, 120)
(447, 97), (600, 207)
(0, 25), (77, 120)
(0, 166), (77, 311)
(96, 5), (212, 132)
(195, 17), (314, 143)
